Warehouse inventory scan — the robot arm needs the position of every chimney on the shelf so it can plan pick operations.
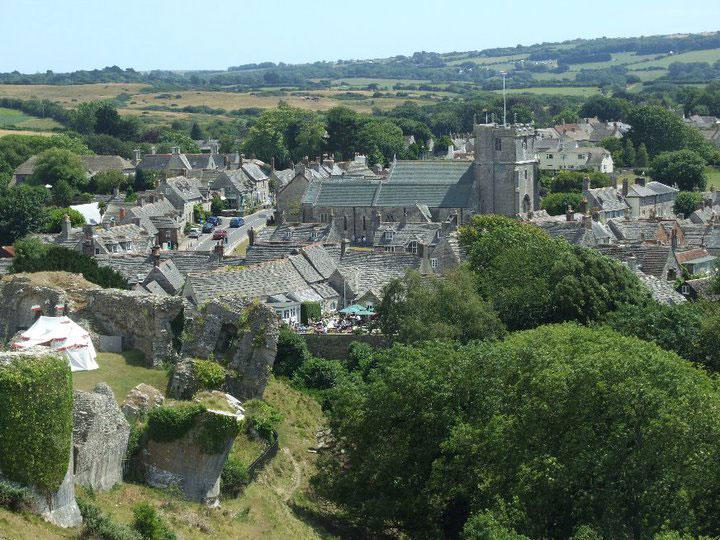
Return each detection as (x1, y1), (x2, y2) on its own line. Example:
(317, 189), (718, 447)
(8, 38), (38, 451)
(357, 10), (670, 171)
(400, 208), (408, 227)
(151, 244), (160, 267)
(566, 205), (574, 222)
(171, 146), (180, 156)
(271, 157), (275, 172)
(134, 148), (142, 163)
(150, 145), (157, 155)
(214, 241), (224, 259)
(622, 179), (629, 197)
(248, 226), (256, 246)
(582, 214), (592, 229)
(419, 241), (429, 260)
(582, 176), (591, 193)
(83, 224), (94, 240)
(302, 156), (309, 165)
(118, 207), (126, 220)
(61, 214), (72, 240)
(635, 177), (645, 187)
(341, 238), (349, 258)
(325, 157), (334, 169)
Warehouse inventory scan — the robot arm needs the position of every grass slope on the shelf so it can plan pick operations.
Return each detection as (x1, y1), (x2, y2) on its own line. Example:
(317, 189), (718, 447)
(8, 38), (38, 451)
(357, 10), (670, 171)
(0, 107), (61, 130)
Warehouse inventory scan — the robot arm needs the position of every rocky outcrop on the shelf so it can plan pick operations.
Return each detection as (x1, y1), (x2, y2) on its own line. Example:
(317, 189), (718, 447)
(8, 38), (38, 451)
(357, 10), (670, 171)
(141, 394), (243, 505)
(181, 298), (279, 400)
(0, 273), (183, 366)
(26, 450), (82, 528)
(82, 289), (184, 367)
(121, 383), (165, 423)
(73, 383), (130, 491)
(166, 358), (198, 400)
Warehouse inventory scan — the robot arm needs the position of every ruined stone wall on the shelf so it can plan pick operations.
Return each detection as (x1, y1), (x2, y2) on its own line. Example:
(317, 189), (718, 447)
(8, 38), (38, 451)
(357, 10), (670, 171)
(301, 333), (389, 360)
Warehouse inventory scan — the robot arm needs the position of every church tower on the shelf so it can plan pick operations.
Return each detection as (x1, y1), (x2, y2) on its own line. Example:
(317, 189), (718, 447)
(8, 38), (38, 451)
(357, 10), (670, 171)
(473, 123), (539, 216)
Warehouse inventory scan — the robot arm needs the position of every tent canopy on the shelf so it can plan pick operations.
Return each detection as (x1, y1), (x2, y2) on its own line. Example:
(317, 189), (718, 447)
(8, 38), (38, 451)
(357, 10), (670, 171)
(13, 316), (99, 372)
(339, 304), (376, 316)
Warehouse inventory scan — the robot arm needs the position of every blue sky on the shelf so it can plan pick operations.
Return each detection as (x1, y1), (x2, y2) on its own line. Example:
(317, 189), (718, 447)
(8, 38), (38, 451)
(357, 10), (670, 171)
(0, 0), (718, 73)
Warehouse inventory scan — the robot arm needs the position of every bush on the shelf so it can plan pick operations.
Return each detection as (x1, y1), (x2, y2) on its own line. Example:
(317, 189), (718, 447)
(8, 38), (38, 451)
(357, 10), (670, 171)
(197, 413), (241, 454)
(651, 149), (707, 191)
(0, 354), (73, 494)
(132, 502), (176, 540)
(674, 191), (703, 217)
(11, 237), (129, 289)
(41, 206), (85, 233)
(274, 325), (310, 378)
(146, 403), (204, 443)
(0, 481), (33, 512)
(293, 357), (349, 391)
(540, 192), (584, 215)
(192, 359), (225, 391)
(221, 456), (249, 497)
(243, 399), (282, 443)
(78, 498), (142, 540)
(300, 301), (321, 325)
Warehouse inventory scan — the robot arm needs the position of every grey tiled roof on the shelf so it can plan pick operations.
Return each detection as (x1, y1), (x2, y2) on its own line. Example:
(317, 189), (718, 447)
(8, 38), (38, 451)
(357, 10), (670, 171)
(260, 222), (342, 244)
(597, 244), (673, 279)
(372, 222), (442, 249)
(310, 281), (340, 299)
(271, 169), (296, 189)
(186, 259), (310, 305)
(288, 253), (323, 283)
(96, 251), (228, 285)
(635, 271), (686, 305)
(538, 221), (600, 246)
(586, 187), (628, 213)
(244, 244), (305, 265)
(136, 154), (192, 171)
(162, 176), (203, 203)
(242, 163), (268, 183)
(302, 244), (339, 279)
(385, 160), (475, 184)
(334, 249), (421, 300)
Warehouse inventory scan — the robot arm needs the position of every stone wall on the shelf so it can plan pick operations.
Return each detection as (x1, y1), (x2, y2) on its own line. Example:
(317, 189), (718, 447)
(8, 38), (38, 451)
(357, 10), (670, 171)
(302, 333), (389, 360)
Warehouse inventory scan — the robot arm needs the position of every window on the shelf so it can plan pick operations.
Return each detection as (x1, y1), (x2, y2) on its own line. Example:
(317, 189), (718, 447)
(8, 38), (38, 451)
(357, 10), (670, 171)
(546, 154), (553, 159)
(495, 138), (502, 151)
(577, 154), (585, 160)
(385, 231), (394, 241)
(407, 241), (418, 255)
(431, 258), (438, 269)
(682, 285), (690, 295)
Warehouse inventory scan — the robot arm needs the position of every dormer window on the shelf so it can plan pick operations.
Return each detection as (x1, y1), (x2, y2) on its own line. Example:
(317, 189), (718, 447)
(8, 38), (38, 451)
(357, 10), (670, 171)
(385, 231), (394, 241)
(407, 241), (418, 255)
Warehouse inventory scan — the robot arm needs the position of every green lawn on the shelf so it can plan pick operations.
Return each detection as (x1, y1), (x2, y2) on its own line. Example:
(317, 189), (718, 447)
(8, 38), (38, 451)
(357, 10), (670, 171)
(706, 167), (720, 190)
(0, 107), (61, 130)
(72, 350), (169, 402)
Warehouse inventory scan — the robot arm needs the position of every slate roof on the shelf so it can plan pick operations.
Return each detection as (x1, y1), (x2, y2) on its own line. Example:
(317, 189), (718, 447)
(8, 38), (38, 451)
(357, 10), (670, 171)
(683, 277), (719, 300)
(162, 176), (203, 203)
(586, 187), (629, 214)
(597, 244), (673, 279)
(372, 222), (442, 249)
(136, 153), (192, 171)
(635, 271), (687, 305)
(271, 169), (296, 190)
(142, 259), (185, 295)
(14, 154), (133, 177)
(184, 154), (215, 170)
(333, 249), (421, 300)
(310, 281), (340, 299)
(96, 251), (227, 285)
(259, 222), (342, 245)
(538, 221), (603, 246)
(385, 160), (475, 184)
(242, 163), (269, 183)
(288, 253), (323, 283)
(244, 244), (306, 265)
(302, 244), (339, 279)
(676, 248), (712, 264)
(185, 259), (310, 305)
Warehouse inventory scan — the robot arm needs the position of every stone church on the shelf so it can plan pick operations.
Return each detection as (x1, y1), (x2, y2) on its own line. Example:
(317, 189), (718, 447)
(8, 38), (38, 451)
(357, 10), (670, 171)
(276, 122), (539, 240)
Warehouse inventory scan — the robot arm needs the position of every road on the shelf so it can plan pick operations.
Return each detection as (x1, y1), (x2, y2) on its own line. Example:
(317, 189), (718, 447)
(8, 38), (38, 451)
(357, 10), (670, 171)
(183, 209), (272, 252)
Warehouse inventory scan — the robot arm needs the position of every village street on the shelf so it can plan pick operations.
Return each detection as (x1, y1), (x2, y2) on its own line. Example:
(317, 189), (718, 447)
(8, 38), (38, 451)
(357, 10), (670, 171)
(184, 208), (272, 252)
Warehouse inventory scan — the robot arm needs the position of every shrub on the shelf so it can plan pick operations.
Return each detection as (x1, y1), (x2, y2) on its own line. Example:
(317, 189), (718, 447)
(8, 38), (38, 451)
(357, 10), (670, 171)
(132, 502), (176, 540)
(41, 206), (85, 233)
(300, 302), (321, 324)
(540, 192), (584, 215)
(221, 456), (249, 497)
(274, 325), (310, 378)
(293, 357), (349, 391)
(192, 359), (225, 391)
(78, 498), (142, 540)
(145, 403), (204, 443)
(0, 481), (33, 512)
(674, 191), (703, 217)
(197, 413), (241, 454)
(0, 354), (73, 493)
(243, 400), (282, 443)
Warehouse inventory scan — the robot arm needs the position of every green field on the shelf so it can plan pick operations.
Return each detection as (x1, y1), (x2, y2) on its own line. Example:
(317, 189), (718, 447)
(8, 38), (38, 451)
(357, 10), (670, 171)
(706, 167), (720, 190)
(627, 48), (720, 69)
(0, 107), (61, 130)
(497, 86), (601, 97)
(73, 350), (169, 402)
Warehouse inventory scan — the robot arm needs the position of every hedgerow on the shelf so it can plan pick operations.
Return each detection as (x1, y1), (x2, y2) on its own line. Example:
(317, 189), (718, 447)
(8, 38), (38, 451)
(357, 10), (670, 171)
(0, 354), (73, 493)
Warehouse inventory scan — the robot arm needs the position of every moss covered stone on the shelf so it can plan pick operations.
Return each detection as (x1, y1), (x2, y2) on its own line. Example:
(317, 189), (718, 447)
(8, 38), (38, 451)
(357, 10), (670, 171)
(0, 353), (73, 493)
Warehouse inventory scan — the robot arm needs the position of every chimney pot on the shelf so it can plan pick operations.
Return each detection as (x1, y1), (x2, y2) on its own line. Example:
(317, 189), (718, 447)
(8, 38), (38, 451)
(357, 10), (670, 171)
(341, 238), (349, 258)
(622, 179), (629, 197)
(566, 205), (574, 222)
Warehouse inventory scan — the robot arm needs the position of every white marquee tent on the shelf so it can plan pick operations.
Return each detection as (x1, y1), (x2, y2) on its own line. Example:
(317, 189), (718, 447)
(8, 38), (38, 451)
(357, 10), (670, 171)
(12, 316), (99, 371)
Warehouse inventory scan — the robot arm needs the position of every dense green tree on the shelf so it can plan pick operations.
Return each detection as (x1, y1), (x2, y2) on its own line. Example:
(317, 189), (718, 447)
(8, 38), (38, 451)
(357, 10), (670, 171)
(579, 95), (628, 121)
(674, 191), (704, 217)
(651, 149), (707, 191)
(68, 101), (99, 134)
(315, 325), (720, 538)
(41, 207), (85, 233)
(356, 119), (405, 165)
(84, 133), (133, 158)
(274, 325), (311, 378)
(377, 268), (506, 344)
(94, 102), (139, 141)
(623, 137), (636, 167)
(325, 106), (360, 160)
(88, 169), (128, 194)
(0, 133), (89, 169)
(0, 185), (49, 244)
(431, 110), (462, 136)
(189, 122), (205, 140)
(434, 135), (453, 155)
(635, 142), (649, 168)
(29, 147), (87, 191)
(133, 169), (158, 192)
(540, 191), (584, 215)
(546, 170), (610, 193)
(158, 131), (200, 154)
(459, 215), (647, 329)
(550, 107), (579, 125)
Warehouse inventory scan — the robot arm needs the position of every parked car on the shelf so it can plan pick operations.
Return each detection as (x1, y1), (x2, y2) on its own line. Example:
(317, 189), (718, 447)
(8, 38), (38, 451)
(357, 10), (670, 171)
(207, 216), (220, 226)
(188, 227), (200, 238)
(202, 222), (215, 234)
(212, 229), (228, 240)
(229, 217), (245, 228)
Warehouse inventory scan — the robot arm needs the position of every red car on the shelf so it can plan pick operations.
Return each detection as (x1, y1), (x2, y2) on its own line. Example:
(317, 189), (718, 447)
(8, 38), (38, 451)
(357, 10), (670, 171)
(212, 229), (228, 240)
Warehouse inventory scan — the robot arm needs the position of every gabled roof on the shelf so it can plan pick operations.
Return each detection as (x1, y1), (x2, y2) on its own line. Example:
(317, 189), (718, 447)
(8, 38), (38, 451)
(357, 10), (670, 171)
(385, 160), (475, 184)
(161, 176), (203, 203)
(242, 163), (269, 183)
(136, 153), (192, 171)
(597, 244), (674, 279)
(372, 222), (442, 248)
